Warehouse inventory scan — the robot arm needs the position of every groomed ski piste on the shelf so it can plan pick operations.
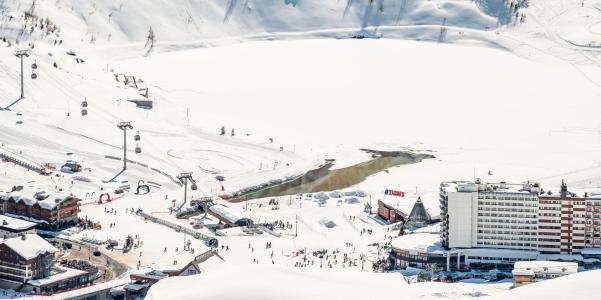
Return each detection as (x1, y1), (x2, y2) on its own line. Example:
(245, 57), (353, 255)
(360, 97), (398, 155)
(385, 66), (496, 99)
(1, 0), (601, 299)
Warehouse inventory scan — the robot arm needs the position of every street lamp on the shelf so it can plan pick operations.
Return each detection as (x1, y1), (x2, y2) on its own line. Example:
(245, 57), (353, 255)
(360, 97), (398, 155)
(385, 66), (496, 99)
(117, 121), (133, 170)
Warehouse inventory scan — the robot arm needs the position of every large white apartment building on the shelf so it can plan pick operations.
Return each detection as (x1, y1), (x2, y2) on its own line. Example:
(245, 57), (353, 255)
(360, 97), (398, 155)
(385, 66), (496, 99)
(440, 180), (539, 251)
(441, 179), (601, 256)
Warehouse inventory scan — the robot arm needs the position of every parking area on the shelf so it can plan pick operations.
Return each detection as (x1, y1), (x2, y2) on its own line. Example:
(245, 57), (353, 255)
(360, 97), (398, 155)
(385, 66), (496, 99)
(49, 238), (128, 284)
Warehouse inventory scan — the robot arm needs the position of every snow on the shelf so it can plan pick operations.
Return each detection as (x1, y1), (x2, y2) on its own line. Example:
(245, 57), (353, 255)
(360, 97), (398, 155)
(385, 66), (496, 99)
(209, 204), (245, 224)
(12, 0), (499, 47)
(513, 260), (578, 274)
(0, 214), (37, 231)
(0, 0), (600, 298)
(536, 254), (583, 262)
(30, 277), (130, 300)
(462, 248), (539, 260)
(146, 265), (409, 300)
(581, 248), (601, 255)
(411, 223), (441, 234)
(379, 195), (421, 216)
(108, 36), (601, 214)
(28, 265), (87, 287)
(487, 270), (601, 300)
(2, 234), (57, 260)
(0, 190), (73, 210)
(390, 233), (445, 254)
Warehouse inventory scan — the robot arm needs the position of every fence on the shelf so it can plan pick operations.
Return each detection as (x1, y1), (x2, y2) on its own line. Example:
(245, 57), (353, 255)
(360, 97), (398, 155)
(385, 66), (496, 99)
(194, 248), (220, 264)
(0, 150), (43, 173)
(104, 155), (182, 187)
(138, 211), (216, 245)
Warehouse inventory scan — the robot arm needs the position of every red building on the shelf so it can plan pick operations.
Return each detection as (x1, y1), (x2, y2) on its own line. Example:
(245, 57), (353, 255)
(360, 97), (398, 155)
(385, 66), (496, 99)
(378, 197), (431, 227)
(378, 199), (408, 223)
(0, 192), (79, 229)
(538, 181), (587, 254)
(0, 234), (56, 283)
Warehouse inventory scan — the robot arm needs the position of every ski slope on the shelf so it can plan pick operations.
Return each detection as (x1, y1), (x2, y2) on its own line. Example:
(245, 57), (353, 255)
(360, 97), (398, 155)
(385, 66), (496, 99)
(112, 37), (601, 211)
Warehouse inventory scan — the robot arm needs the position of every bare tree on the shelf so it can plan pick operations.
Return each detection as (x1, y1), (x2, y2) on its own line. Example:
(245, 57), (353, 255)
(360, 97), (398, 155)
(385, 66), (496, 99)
(144, 26), (155, 56)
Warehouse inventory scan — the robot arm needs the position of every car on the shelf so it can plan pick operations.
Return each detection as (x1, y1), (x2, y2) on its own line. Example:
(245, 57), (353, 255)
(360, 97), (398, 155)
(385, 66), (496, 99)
(93, 250), (101, 257)
(355, 190), (367, 197)
(314, 192), (329, 201)
(328, 191), (343, 198)
(215, 175), (225, 181)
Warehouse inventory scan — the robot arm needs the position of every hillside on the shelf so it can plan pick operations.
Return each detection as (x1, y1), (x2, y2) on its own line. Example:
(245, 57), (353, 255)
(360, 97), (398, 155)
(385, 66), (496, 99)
(0, 0), (517, 46)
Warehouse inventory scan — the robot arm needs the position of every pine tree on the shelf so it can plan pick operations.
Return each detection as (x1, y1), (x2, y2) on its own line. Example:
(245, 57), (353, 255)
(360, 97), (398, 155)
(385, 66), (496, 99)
(398, 221), (405, 236)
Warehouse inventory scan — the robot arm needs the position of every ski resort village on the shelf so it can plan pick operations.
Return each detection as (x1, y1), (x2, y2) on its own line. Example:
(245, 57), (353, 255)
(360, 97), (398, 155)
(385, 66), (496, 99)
(2, 0), (601, 299)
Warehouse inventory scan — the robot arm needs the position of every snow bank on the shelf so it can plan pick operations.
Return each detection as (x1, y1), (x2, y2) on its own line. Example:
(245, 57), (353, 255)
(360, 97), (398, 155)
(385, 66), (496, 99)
(146, 265), (407, 300)
(146, 266), (601, 300)
(487, 270), (601, 300)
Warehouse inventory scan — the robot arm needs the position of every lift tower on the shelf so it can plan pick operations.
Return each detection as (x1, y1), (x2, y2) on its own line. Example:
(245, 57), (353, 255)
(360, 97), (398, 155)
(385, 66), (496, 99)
(14, 50), (29, 99)
(176, 172), (197, 212)
(117, 121), (133, 170)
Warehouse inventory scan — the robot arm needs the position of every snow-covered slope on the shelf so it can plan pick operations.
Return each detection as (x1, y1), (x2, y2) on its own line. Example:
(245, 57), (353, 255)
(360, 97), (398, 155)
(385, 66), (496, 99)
(146, 266), (409, 300)
(487, 269), (601, 300)
(145, 266), (601, 300)
(0, 0), (509, 46)
(0, 0), (599, 227)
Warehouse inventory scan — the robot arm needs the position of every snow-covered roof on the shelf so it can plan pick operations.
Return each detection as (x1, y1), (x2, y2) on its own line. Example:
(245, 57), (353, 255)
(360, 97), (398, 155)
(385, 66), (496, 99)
(4, 213), (48, 224)
(28, 265), (87, 286)
(537, 254), (583, 262)
(390, 233), (444, 254)
(124, 283), (150, 291)
(410, 223), (440, 234)
(2, 234), (57, 260)
(51, 278), (129, 299)
(461, 248), (539, 260)
(513, 261), (578, 275)
(581, 248), (601, 255)
(512, 270), (535, 276)
(0, 190), (74, 210)
(0, 215), (37, 231)
(379, 196), (419, 215)
(441, 180), (540, 195)
(209, 205), (246, 223)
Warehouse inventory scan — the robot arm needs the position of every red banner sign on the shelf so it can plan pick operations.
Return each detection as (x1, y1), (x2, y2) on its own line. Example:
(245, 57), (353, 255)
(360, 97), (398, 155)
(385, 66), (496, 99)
(385, 189), (405, 197)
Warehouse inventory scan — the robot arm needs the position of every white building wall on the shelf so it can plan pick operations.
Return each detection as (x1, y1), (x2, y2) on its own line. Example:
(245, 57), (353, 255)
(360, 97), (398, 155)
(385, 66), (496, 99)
(448, 191), (477, 248)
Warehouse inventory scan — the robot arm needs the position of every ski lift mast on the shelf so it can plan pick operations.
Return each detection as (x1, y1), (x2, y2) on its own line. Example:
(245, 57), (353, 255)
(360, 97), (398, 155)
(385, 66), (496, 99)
(14, 50), (30, 99)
